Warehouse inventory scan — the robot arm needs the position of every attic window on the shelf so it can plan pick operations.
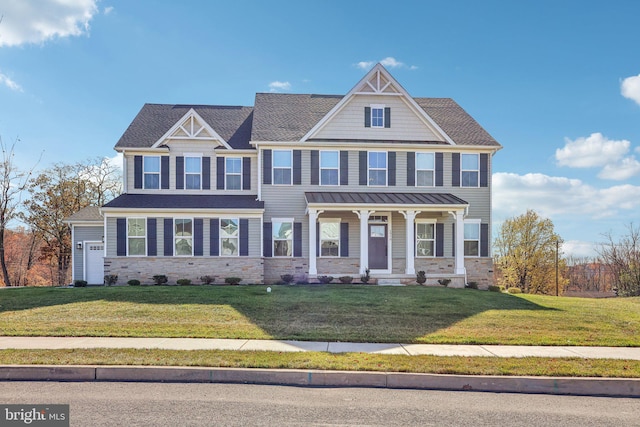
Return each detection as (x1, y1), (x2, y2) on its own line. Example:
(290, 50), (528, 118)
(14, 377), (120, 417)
(371, 105), (384, 127)
(365, 105), (390, 128)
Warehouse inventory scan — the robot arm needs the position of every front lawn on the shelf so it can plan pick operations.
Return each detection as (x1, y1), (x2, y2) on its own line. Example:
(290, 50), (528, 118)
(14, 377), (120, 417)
(1, 285), (639, 346)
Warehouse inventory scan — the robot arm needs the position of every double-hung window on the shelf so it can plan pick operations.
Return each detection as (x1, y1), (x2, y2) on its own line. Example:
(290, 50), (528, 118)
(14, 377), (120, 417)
(461, 154), (479, 187)
(272, 220), (293, 257)
(464, 221), (480, 257)
(416, 153), (435, 187)
(319, 221), (340, 257)
(320, 151), (339, 186)
(127, 218), (146, 256)
(220, 218), (239, 256)
(143, 156), (160, 189)
(185, 157), (201, 189)
(371, 104), (384, 128)
(273, 150), (292, 185)
(416, 222), (435, 257)
(174, 218), (193, 256)
(226, 158), (242, 190)
(368, 151), (387, 186)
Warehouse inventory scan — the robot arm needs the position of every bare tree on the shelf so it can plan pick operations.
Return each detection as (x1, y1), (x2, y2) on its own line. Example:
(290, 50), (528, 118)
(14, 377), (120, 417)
(598, 224), (640, 297)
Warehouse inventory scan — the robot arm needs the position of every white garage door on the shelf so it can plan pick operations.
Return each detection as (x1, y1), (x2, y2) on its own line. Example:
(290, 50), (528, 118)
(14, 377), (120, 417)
(85, 242), (104, 285)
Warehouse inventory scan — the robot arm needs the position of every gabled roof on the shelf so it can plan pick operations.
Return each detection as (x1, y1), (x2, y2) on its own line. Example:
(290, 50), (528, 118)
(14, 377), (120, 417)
(63, 206), (103, 223)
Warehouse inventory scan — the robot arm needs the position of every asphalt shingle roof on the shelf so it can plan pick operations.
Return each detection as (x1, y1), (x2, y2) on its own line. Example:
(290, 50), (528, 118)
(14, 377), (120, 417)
(64, 206), (103, 223)
(102, 194), (264, 210)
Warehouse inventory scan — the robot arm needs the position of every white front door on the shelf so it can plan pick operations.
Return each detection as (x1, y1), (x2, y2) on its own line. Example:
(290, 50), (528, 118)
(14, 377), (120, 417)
(84, 242), (104, 284)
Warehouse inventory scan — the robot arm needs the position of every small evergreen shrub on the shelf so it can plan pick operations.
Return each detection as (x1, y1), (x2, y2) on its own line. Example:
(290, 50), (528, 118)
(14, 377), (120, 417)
(152, 275), (168, 286)
(338, 276), (353, 284)
(281, 274), (295, 284)
(73, 280), (87, 287)
(200, 275), (216, 285)
(438, 278), (451, 287)
(416, 271), (427, 284)
(488, 285), (501, 292)
(127, 279), (141, 286)
(317, 275), (334, 284)
(507, 287), (522, 294)
(225, 277), (242, 285)
(465, 281), (479, 289)
(177, 278), (192, 286)
(360, 268), (370, 284)
(104, 275), (118, 286)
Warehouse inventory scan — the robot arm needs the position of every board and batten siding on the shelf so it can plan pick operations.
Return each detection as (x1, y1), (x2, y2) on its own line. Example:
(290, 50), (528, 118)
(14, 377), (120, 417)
(72, 226), (103, 281)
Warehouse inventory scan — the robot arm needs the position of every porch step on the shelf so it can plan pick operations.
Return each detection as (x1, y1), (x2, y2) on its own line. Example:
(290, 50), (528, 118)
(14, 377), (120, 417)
(376, 279), (405, 286)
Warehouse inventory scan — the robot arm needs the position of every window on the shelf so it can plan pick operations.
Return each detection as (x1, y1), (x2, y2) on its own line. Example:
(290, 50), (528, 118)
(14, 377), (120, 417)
(320, 151), (339, 186)
(416, 222), (435, 257)
(143, 156), (160, 189)
(185, 157), (201, 189)
(174, 219), (193, 256)
(226, 158), (242, 190)
(368, 151), (387, 186)
(371, 105), (384, 128)
(461, 154), (479, 187)
(320, 221), (339, 257)
(220, 218), (239, 256)
(127, 218), (146, 256)
(272, 220), (293, 257)
(273, 150), (292, 185)
(416, 153), (435, 187)
(464, 222), (480, 257)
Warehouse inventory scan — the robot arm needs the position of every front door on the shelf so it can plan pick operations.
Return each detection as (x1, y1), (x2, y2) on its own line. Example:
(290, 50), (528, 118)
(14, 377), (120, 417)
(368, 224), (387, 270)
(85, 242), (104, 285)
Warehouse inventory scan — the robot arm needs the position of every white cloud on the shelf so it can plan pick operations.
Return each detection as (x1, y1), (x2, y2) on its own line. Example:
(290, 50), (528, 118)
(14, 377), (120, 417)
(621, 73), (640, 106)
(0, 72), (22, 92)
(380, 57), (404, 68)
(268, 81), (291, 92)
(562, 240), (598, 258)
(356, 61), (374, 70)
(598, 156), (640, 180)
(0, 0), (98, 47)
(108, 153), (123, 170)
(556, 133), (630, 168)
(103, 6), (114, 15)
(356, 57), (417, 70)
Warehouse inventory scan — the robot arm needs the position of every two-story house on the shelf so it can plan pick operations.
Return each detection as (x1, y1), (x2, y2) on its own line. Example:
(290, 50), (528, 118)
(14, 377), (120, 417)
(67, 64), (502, 287)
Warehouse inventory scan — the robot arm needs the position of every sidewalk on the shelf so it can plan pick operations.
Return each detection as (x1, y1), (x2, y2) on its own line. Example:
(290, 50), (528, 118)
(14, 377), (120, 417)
(1, 336), (640, 360)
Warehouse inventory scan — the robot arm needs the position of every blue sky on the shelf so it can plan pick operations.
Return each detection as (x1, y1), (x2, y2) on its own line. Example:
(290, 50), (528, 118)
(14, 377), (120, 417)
(1, 0), (639, 257)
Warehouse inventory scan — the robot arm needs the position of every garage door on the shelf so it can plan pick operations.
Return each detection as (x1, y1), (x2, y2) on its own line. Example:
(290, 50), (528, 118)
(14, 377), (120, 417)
(85, 242), (104, 285)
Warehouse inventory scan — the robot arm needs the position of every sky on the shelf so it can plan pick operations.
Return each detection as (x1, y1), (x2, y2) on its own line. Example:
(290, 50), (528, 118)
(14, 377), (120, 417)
(0, 0), (639, 258)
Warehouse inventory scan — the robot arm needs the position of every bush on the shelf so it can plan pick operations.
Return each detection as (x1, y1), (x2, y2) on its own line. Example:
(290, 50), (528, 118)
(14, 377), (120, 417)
(73, 280), (87, 287)
(437, 278), (451, 287)
(152, 275), (168, 286)
(338, 276), (353, 284)
(465, 281), (479, 289)
(280, 274), (295, 284)
(360, 268), (370, 284)
(127, 279), (141, 286)
(104, 275), (118, 286)
(317, 275), (334, 284)
(177, 278), (192, 286)
(416, 271), (426, 284)
(488, 285), (501, 292)
(507, 287), (522, 294)
(200, 275), (215, 285)
(225, 277), (242, 285)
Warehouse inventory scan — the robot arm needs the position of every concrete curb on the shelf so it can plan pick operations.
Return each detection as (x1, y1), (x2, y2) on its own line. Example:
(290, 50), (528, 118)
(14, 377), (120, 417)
(1, 365), (638, 397)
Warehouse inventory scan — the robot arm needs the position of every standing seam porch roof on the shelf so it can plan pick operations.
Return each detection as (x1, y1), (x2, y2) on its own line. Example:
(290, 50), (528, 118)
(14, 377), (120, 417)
(305, 192), (468, 206)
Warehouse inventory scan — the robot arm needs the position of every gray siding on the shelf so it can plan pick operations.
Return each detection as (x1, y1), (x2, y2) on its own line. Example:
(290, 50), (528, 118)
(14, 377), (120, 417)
(73, 225), (103, 280)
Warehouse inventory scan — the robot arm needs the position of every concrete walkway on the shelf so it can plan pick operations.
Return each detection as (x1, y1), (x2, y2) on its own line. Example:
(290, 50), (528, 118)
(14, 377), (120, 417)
(1, 336), (640, 360)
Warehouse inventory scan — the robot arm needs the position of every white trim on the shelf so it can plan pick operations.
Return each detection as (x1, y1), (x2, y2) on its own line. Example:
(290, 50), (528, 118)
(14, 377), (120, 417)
(367, 211), (392, 274)
(224, 157), (243, 190)
(318, 217), (341, 258)
(272, 149), (293, 186)
(173, 217), (195, 257)
(370, 104), (385, 128)
(219, 217), (240, 257)
(415, 152), (436, 187)
(461, 153), (480, 188)
(184, 154), (203, 190)
(319, 150), (340, 186)
(126, 217), (147, 257)
(83, 240), (104, 284)
(272, 217), (294, 258)
(143, 155), (161, 190)
(463, 218), (481, 258)
(71, 225), (76, 282)
(415, 219), (437, 258)
(367, 151), (388, 187)
(152, 109), (232, 149)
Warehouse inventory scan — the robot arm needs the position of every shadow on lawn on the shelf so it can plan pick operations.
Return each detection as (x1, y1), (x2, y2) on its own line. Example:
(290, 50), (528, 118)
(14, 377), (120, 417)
(0, 285), (556, 342)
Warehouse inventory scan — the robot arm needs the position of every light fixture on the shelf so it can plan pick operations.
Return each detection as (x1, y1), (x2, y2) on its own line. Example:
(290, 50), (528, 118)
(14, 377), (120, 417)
(76, 242), (83, 250)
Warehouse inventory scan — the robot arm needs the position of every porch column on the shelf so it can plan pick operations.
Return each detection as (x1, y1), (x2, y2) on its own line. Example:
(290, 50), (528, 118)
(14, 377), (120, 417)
(308, 209), (318, 276)
(454, 209), (466, 275)
(401, 210), (417, 275)
(354, 210), (371, 274)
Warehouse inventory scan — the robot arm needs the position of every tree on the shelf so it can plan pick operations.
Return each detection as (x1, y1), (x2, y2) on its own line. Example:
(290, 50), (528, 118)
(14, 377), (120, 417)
(598, 224), (640, 297)
(494, 210), (566, 294)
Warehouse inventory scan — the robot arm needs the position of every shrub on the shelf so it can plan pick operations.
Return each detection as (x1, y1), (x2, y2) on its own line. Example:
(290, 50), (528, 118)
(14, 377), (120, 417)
(507, 287), (522, 294)
(225, 277), (242, 285)
(338, 276), (353, 284)
(280, 274), (295, 284)
(317, 275), (334, 284)
(200, 275), (216, 285)
(438, 278), (451, 287)
(73, 280), (87, 287)
(152, 275), (168, 286)
(416, 271), (427, 284)
(104, 275), (118, 286)
(127, 279), (141, 286)
(465, 281), (479, 289)
(360, 268), (370, 284)
(177, 278), (192, 286)
(488, 285), (501, 292)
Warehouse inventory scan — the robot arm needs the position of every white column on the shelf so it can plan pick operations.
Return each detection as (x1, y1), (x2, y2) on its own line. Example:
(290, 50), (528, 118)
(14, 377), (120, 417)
(308, 209), (318, 276)
(454, 210), (466, 275)
(401, 211), (417, 275)
(354, 210), (371, 274)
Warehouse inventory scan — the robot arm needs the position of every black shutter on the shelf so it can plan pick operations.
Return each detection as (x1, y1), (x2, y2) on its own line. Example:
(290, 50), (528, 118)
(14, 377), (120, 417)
(210, 218), (219, 256)
(340, 151), (348, 185)
(480, 153), (489, 187)
(340, 222), (349, 257)
(176, 157), (184, 190)
(216, 157), (225, 190)
(388, 152), (396, 186)
(481, 223), (489, 257)
(452, 223), (456, 257)
(293, 150), (302, 185)
(116, 218), (126, 256)
(359, 151), (367, 185)
(164, 218), (173, 256)
(435, 153), (444, 187)
(384, 107), (391, 128)
(147, 218), (157, 256)
(134, 156), (142, 189)
(310, 150), (319, 185)
(407, 152), (415, 186)
(263, 222), (272, 257)
(242, 157), (251, 190)
(451, 153), (460, 187)
(263, 150), (272, 185)
(294, 222), (302, 257)
(161, 156), (170, 189)
(436, 223), (445, 257)
(364, 107), (371, 127)
(240, 219), (249, 256)
(194, 218), (203, 256)
(202, 157), (211, 190)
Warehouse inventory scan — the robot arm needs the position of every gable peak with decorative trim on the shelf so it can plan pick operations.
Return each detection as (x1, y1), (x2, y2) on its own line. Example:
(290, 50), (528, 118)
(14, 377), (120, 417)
(152, 108), (233, 149)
